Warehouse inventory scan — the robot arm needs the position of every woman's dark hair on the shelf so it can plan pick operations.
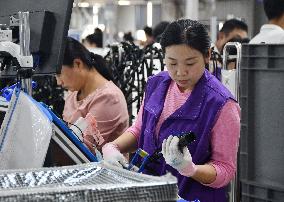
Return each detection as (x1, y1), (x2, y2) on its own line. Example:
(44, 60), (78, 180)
(160, 19), (211, 57)
(123, 32), (134, 43)
(63, 37), (113, 81)
(143, 26), (153, 37)
(85, 33), (103, 48)
(153, 21), (170, 42)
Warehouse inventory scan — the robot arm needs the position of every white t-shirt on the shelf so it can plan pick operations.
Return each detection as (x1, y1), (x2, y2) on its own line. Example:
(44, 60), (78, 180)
(250, 24), (284, 44)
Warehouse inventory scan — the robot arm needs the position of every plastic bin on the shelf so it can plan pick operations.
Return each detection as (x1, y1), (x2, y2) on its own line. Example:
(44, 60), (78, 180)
(241, 180), (284, 202)
(239, 44), (284, 202)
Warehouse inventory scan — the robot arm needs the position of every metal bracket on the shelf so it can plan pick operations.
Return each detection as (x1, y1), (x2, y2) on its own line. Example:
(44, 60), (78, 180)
(0, 41), (33, 68)
(10, 16), (19, 26)
(0, 30), (12, 42)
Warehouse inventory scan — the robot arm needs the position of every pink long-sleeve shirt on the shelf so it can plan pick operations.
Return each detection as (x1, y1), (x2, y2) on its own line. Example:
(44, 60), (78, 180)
(127, 80), (240, 188)
(63, 81), (129, 149)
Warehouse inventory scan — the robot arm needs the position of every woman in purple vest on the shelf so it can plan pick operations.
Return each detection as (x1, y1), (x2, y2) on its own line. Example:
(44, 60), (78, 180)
(102, 19), (240, 202)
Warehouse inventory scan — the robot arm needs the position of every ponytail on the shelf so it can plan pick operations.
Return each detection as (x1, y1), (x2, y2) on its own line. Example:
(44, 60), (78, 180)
(89, 52), (114, 81)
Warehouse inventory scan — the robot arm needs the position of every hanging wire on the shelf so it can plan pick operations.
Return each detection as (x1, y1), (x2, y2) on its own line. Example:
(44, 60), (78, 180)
(104, 42), (164, 124)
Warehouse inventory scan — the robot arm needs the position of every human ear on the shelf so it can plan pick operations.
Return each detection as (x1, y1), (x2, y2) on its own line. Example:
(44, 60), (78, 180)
(73, 58), (83, 70)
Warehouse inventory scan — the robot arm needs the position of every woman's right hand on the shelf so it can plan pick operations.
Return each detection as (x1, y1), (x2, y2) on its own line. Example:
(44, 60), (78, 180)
(102, 143), (128, 168)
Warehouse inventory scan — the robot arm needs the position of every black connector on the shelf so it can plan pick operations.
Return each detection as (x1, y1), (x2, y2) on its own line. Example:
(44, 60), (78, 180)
(147, 132), (196, 164)
(178, 132), (196, 153)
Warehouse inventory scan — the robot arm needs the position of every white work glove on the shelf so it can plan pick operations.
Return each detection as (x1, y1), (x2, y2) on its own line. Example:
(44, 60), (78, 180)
(70, 113), (104, 152)
(102, 143), (128, 168)
(162, 135), (197, 177)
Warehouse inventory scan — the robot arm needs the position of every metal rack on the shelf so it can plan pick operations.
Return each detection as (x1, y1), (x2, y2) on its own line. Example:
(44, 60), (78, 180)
(222, 42), (242, 202)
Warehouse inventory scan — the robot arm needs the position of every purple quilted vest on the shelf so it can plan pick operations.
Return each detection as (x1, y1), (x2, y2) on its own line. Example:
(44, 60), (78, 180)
(139, 69), (236, 202)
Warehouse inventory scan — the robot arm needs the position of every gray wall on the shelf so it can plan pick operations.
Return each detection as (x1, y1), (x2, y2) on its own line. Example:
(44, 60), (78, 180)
(117, 5), (136, 34)
(253, 0), (267, 36)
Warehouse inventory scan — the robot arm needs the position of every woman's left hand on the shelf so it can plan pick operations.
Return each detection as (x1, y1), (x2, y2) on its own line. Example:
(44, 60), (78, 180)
(83, 134), (96, 153)
(162, 135), (197, 177)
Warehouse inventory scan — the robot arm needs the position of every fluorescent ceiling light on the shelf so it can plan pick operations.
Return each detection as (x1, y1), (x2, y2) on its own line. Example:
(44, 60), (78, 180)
(118, 0), (130, 6)
(147, 1), (153, 27)
(78, 2), (90, 7)
(93, 15), (98, 27)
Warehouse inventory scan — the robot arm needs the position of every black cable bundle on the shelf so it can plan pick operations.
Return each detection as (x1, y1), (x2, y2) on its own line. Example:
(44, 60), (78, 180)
(32, 76), (65, 115)
(104, 42), (164, 124)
